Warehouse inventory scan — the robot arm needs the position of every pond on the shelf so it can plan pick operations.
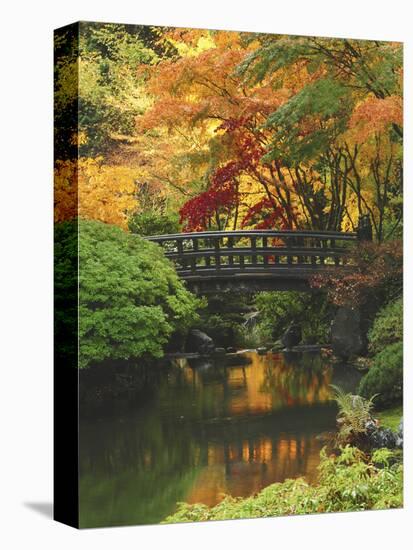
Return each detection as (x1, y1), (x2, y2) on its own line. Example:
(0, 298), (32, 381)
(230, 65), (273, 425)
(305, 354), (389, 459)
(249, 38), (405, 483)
(79, 350), (362, 528)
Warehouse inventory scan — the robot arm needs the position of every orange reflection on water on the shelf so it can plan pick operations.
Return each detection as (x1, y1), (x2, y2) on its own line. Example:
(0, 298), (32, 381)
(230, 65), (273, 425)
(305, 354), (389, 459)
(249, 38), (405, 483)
(176, 351), (333, 414)
(178, 351), (335, 507)
(225, 352), (333, 415)
(185, 434), (322, 507)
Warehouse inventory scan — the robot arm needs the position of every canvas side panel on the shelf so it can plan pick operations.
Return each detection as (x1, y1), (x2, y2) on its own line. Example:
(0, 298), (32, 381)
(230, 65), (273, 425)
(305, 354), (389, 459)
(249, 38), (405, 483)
(53, 22), (80, 529)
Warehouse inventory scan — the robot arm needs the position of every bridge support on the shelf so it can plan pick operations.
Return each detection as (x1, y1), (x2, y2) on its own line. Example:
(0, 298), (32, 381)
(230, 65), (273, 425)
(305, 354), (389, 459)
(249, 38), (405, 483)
(357, 214), (373, 242)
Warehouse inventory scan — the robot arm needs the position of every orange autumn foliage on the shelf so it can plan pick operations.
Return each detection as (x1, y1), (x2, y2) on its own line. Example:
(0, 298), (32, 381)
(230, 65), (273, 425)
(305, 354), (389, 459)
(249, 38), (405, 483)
(138, 46), (295, 132)
(349, 96), (403, 142)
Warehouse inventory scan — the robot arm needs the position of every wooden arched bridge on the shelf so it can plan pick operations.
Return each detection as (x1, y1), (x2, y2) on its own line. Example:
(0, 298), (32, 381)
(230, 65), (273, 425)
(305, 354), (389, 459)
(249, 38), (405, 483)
(147, 227), (366, 294)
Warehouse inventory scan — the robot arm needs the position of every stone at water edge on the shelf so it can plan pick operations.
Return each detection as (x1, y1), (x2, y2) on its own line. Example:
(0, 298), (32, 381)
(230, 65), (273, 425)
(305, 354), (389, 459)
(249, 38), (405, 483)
(226, 346), (237, 354)
(396, 417), (403, 448)
(281, 323), (302, 349)
(256, 347), (268, 355)
(271, 341), (283, 352)
(213, 347), (226, 356)
(185, 329), (215, 355)
(365, 418), (401, 450)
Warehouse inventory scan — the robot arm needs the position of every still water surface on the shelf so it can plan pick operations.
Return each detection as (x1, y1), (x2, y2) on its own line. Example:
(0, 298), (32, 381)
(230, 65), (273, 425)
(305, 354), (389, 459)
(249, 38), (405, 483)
(79, 351), (361, 527)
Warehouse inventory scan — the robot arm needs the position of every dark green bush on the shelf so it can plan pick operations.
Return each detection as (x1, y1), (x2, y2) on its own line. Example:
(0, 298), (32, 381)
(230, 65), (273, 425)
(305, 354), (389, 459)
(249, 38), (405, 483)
(195, 293), (256, 348)
(359, 342), (403, 408)
(196, 313), (240, 348)
(368, 297), (403, 354)
(54, 220), (78, 363)
(254, 291), (331, 344)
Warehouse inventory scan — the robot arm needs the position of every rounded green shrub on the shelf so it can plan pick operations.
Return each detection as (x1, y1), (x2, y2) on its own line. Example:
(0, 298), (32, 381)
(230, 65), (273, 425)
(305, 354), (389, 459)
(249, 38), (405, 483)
(368, 297), (402, 354)
(55, 219), (202, 368)
(358, 342), (403, 408)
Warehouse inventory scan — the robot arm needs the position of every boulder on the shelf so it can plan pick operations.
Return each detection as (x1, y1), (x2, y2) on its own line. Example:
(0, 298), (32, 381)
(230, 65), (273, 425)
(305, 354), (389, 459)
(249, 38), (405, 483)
(256, 347), (268, 355)
(330, 307), (364, 359)
(185, 329), (215, 355)
(271, 340), (283, 352)
(365, 420), (398, 449)
(396, 417), (403, 448)
(281, 323), (302, 349)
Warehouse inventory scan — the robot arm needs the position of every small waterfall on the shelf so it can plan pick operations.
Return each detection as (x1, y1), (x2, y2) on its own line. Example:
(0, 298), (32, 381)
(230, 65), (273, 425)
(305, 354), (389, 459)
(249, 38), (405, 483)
(243, 310), (260, 329)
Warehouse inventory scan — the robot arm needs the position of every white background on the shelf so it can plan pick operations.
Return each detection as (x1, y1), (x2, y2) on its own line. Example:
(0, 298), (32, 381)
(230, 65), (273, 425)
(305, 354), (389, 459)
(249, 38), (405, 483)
(0, 1), (411, 548)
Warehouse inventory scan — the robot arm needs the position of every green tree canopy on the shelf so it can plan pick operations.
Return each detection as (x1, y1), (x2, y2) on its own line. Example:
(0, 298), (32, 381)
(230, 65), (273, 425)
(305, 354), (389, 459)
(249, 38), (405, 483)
(128, 210), (181, 236)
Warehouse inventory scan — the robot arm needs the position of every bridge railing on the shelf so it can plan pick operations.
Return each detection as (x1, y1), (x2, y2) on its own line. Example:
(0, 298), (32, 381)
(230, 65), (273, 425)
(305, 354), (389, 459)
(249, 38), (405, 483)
(146, 230), (358, 276)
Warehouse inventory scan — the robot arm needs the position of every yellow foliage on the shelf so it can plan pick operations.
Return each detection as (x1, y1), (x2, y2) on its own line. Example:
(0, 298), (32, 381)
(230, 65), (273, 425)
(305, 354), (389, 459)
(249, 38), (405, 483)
(171, 33), (216, 57)
(54, 158), (143, 229)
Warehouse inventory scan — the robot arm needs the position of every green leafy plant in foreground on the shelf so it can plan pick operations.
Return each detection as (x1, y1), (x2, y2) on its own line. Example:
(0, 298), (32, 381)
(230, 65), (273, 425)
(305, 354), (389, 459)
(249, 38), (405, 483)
(163, 446), (402, 523)
(332, 385), (377, 446)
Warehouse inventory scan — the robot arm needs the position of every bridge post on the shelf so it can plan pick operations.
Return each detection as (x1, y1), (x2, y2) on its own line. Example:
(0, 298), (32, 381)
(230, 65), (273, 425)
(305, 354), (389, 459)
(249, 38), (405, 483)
(357, 214), (373, 242)
(191, 238), (198, 272)
(296, 235), (304, 265)
(286, 237), (293, 265)
(251, 236), (257, 266)
(228, 236), (234, 266)
(177, 239), (186, 270)
(262, 236), (268, 265)
(214, 237), (221, 270)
